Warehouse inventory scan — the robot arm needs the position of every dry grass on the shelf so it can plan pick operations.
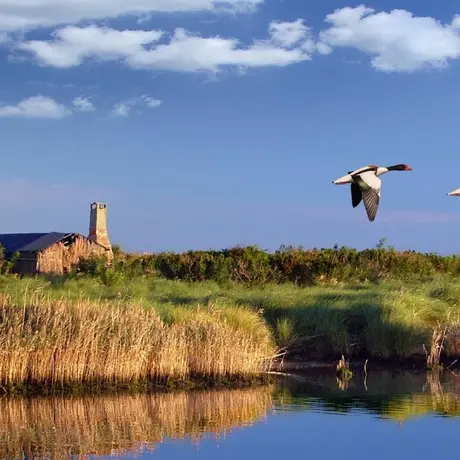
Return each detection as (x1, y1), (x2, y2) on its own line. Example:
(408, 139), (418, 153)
(0, 386), (273, 459)
(0, 293), (275, 391)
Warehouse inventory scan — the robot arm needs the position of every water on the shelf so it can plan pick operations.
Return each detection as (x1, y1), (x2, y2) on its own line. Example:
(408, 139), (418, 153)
(1, 370), (460, 459)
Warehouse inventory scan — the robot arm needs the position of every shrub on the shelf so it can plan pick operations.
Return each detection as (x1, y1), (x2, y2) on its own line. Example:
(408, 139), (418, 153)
(76, 244), (460, 286)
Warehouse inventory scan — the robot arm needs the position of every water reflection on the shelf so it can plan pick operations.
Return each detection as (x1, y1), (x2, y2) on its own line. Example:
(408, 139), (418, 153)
(0, 387), (273, 459)
(275, 369), (460, 421)
(2, 370), (460, 459)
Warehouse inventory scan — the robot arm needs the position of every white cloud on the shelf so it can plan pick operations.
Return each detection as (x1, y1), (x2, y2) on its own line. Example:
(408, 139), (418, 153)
(268, 19), (310, 48)
(112, 95), (163, 116)
(0, 0), (263, 32)
(16, 21), (314, 72)
(4, 3), (460, 77)
(318, 5), (460, 72)
(142, 95), (162, 108)
(0, 94), (160, 120)
(315, 41), (333, 55)
(112, 100), (135, 117)
(0, 95), (71, 118)
(72, 96), (95, 112)
(17, 26), (165, 68)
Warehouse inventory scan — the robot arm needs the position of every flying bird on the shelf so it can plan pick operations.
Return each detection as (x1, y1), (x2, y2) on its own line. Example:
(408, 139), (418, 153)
(447, 189), (460, 197)
(333, 164), (413, 222)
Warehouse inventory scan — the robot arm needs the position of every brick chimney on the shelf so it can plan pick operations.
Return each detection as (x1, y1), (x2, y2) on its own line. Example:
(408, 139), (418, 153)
(88, 202), (113, 257)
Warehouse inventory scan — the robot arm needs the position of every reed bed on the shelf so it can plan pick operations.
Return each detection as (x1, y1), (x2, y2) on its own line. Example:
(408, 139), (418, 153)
(0, 386), (273, 459)
(0, 293), (275, 391)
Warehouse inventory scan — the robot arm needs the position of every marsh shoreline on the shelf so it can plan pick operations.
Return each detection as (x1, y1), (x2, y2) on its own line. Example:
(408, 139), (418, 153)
(3, 359), (457, 397)
(277, 356), (460, 373)
(1, 375), (276, 397)
(3, 272), (460, 395)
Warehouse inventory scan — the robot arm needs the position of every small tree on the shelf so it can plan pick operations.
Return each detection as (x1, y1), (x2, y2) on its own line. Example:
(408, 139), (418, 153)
(2, 251), (20, 274)
(376, 237), (387, 249)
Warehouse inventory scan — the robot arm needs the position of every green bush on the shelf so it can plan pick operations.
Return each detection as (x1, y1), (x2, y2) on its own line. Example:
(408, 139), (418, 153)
(75, 243), (460, 287)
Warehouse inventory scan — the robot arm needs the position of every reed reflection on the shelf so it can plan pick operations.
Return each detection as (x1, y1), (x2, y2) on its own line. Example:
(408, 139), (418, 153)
(274, 370), (460, 422)
(0, 386), (274, 459)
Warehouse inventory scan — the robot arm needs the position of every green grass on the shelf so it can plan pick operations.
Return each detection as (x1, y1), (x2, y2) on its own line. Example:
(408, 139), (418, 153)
(2, 273), (460, 364)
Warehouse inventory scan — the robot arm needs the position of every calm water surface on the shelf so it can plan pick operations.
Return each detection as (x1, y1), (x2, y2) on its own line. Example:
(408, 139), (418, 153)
(1, 370), (460, 459)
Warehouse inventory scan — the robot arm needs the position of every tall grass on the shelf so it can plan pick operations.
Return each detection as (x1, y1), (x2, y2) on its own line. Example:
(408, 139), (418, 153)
(0, 292), (274, 391)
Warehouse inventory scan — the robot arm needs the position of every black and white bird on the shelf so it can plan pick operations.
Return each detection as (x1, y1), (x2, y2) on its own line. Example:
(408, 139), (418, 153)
(333, 164), (413, 222)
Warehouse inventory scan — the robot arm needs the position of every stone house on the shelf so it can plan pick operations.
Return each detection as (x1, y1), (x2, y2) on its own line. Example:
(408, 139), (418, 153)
(0, 202), (113, 275)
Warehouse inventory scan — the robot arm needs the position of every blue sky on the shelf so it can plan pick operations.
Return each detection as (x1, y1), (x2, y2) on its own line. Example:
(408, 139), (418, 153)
(1, 0), (460, 254)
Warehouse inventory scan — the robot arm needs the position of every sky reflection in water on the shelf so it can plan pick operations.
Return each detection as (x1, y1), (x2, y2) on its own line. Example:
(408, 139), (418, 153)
(102, 371), (460, 460)
(1, 370), (459, 460)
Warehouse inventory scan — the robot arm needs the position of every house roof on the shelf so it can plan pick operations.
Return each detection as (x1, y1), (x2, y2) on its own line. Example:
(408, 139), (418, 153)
(0, 232), (71, 253)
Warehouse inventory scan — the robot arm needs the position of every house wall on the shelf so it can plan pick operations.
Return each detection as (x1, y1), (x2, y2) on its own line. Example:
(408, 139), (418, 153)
(37, 235), (108, 275)
(16, 252), (39, 275)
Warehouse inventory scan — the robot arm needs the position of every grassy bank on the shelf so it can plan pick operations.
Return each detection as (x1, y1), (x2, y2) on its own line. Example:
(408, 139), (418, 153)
(2, 273), (460, 373)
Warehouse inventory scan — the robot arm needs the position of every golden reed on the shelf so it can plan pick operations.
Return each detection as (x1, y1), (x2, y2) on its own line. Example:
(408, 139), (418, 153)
(0, 386), (274, 459)
(0, 294), (275, 390)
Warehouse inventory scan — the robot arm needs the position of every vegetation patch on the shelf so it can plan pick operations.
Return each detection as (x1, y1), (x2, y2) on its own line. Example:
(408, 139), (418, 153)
(0, 292), (275, 394)
(2, 242), (460, 393)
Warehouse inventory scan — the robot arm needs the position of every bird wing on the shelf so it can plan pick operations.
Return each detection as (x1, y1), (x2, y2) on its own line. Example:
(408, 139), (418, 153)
(348, 165), (377, 176)
(355, 172), (382, 222)
(362, 188), (380, 222)
(350, 183), (362, 208)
